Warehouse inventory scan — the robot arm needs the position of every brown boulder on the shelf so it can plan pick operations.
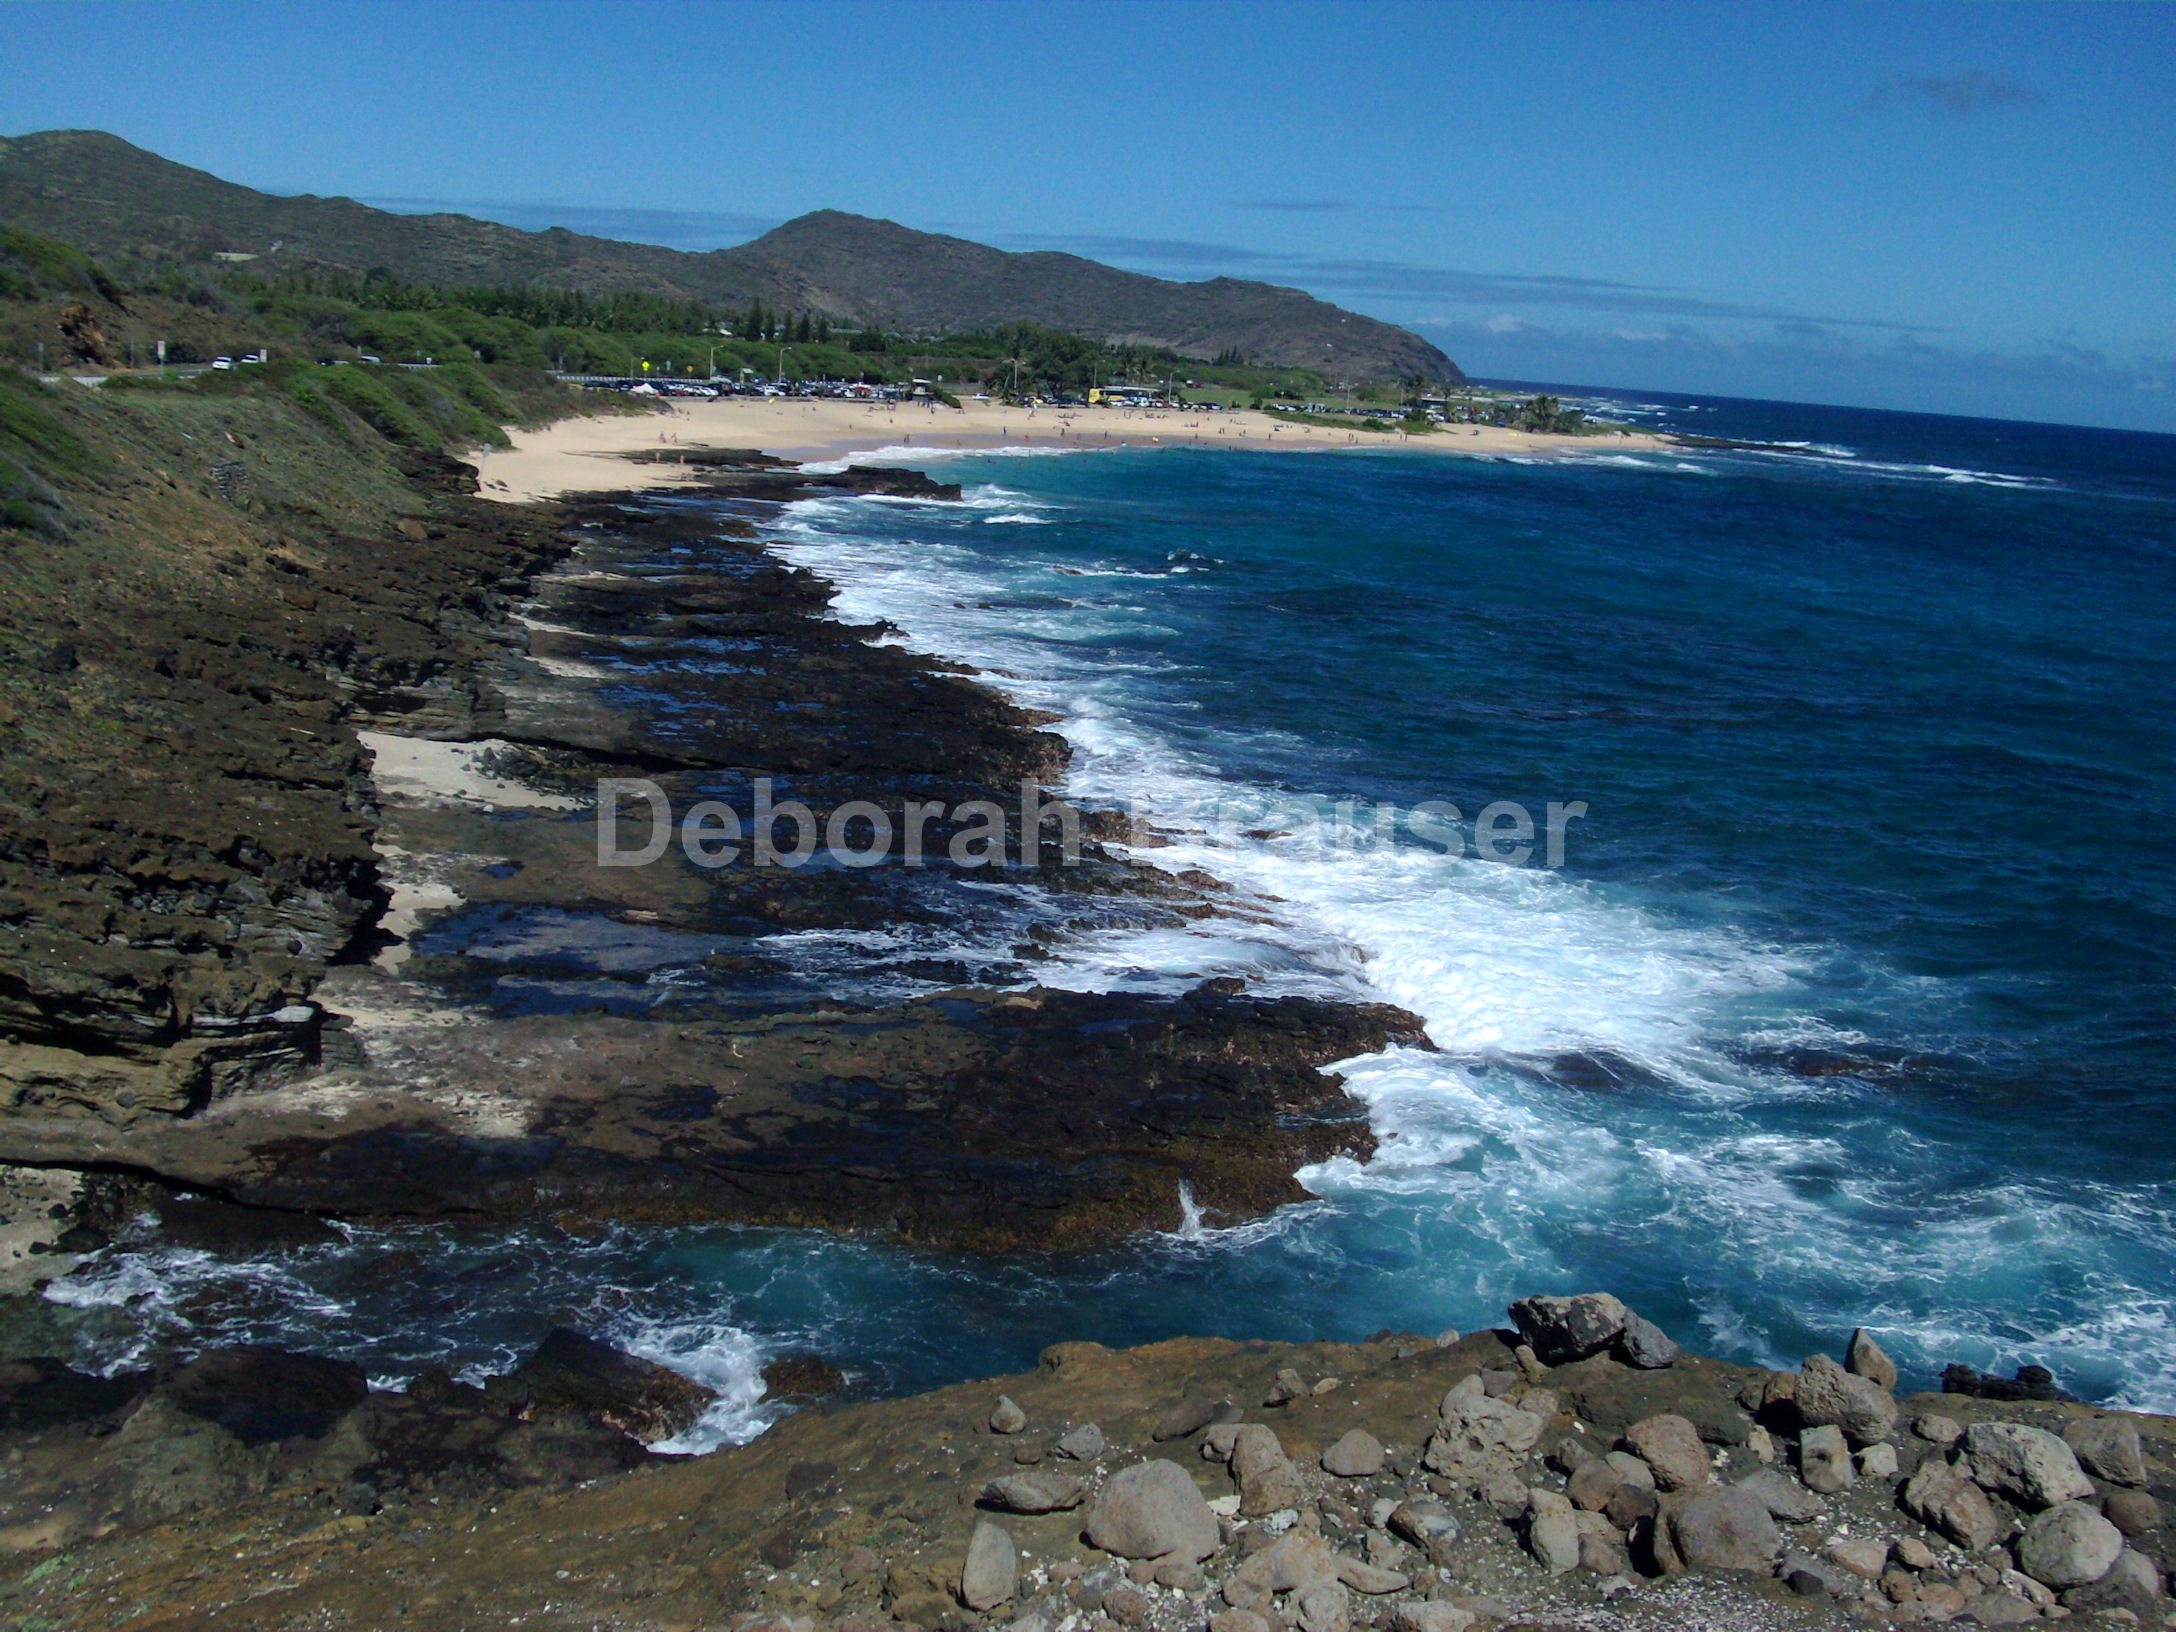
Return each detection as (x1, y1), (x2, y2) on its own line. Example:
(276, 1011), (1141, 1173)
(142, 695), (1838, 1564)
(1846, 1328), (1898, 1390)
(1622, 1414), (1712, 1491)
(1901, 1456), (1999, 1551)
(1666, 1486), (1782, 1573)
(1795, 1353), (1896, 1448)
(1083, 1459), (1220, 1562)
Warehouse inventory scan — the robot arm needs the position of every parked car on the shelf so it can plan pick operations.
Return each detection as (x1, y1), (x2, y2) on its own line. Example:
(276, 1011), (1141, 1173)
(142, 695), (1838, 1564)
(210, 356), (234, 370)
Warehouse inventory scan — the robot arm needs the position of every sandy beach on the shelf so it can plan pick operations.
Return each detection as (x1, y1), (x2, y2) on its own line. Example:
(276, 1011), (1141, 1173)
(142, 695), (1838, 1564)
(474, 393), (1674, 501)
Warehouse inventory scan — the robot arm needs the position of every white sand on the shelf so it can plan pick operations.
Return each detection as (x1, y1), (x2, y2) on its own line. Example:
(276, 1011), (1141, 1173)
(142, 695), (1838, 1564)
(474, 394), (1671, 502)
(357, 733), (580, 974)
(358, 732), (580, 812)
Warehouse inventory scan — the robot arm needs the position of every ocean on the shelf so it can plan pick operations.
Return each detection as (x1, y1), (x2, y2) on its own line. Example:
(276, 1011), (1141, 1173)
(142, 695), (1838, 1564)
(53, 386), (2176, 1451)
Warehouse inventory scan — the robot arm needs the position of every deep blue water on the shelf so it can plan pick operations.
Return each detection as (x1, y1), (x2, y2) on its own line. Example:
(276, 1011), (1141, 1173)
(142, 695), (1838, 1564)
(57, 389), (2176, 1443)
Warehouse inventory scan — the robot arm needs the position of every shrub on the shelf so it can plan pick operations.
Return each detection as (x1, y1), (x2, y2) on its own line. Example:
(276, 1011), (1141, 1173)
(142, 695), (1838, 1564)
(0, 372), (101, 481)
(319, 365), (434, 447)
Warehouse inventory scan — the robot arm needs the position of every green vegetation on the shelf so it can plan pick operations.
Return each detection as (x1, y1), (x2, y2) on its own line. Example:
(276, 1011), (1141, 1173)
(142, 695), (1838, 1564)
(0, 132), (1461, 386)
(103, 354), (568, 454)
(4, 220), (1574, 453)
(12, 240), (1363, 402)
(1433, 392), (1592, 433)
(1266, 408), (1412, 434)
(0, 371), (104, 534)
(0, 225), (122, 304)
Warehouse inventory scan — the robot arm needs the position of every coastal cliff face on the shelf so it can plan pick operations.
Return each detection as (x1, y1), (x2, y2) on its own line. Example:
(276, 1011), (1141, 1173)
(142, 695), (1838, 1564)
(0, 378), (563, 1119)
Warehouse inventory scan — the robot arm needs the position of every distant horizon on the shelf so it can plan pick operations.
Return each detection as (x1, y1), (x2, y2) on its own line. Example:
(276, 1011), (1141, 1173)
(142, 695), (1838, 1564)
(1469, 376), (2176, 442)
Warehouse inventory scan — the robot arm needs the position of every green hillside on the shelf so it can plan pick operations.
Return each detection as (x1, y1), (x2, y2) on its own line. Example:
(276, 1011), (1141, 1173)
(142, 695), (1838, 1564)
(0, 129), (1460, 384)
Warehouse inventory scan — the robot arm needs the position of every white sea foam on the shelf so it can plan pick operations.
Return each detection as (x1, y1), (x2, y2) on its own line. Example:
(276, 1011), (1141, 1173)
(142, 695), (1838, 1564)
(759, 470), (2174, 1411)
(771, 485), (1823, 1083)
(609, 1314), (784, 1451)
(50, 457), (2162, 1423)
(1737, 447), (2057, 490)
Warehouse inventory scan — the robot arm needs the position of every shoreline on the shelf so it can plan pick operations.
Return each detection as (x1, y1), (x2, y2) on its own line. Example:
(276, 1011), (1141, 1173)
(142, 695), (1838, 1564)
(473, 393), (1675, 502)
(5, 389), (2174, 1629)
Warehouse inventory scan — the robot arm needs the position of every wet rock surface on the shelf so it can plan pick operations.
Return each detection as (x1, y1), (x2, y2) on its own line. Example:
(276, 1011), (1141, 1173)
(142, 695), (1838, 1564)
(480, 1326), (717, 1444)
(0, 1326), (684, 1558)
(2, 980), (1407, 1252)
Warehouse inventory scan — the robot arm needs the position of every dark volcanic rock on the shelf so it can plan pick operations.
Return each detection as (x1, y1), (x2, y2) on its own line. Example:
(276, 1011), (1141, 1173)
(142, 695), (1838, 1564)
(2, 396), (1430, 1263)
(149, 1195), (344, 1253)
(762, 1356), (847, 1401)
(1616, 1312), (1681, 1370)
(624, 450), (965, 504)
(0, 441), (575, 1116)
(161, 1345), (369, 1444)
(1942, 1361), (2082, 1404)
(0, 1355), (151, 1433)
(1509, 1292), (1627, 1364)
(360, 1390), (656, 1494)
(484, 1328), (715, 1443)
(118, 984), (1413, 1252)
(497, 494), (1065, 782)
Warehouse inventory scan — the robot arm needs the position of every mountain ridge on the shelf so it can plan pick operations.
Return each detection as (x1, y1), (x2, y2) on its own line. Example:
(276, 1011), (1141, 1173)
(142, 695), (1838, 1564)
(0, 130), (1459, 381)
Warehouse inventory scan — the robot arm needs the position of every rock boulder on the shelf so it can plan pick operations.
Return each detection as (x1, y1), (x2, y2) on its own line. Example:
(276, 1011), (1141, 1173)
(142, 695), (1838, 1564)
(1084, 1460), (1220, 1562)
(1622, 1414), (1711, 1491)
(1616, 1312), (1680, 1370)
(2062, 1417), (2147, 1488)
(1963, 1421), (2096, 1509)
(1794, 1354), (1896, 1448)
(1508, 1293), (1629, 1365)
(1846, 1328), (1898, 1390)
(1667, 1487), (1783, 1573)
(482, 1330), (714, 1445)
(1799, 1423), (1854, 1495)
(2016, 1501), (2123, 1589)
(1902, 1457), (2000, 1551)
(982, 1470), (1086, 1513)
(1424, 1375), (1545, 1484)
(1734, 1467), (1825, 1523)
(961, 1519), (1017, 1609)
(1229, 1423), (1304, 1516)
(1526, 1488), (1580, 1574)
(1321, 1428), (1384, 1478)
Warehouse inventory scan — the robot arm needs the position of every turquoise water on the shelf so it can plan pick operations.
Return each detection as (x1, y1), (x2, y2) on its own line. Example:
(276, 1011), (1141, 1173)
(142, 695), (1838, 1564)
(59, 391), (2176, 1444)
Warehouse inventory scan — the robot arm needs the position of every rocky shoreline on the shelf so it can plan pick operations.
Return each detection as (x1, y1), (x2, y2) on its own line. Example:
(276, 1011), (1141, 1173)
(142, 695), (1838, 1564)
(0, 1291), (2166, 1629)
(2, 411), (1406, 1273)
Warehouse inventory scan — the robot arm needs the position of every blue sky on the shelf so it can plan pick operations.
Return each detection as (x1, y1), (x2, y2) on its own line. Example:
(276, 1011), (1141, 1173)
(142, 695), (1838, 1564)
(4, 0), (2171, 430)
